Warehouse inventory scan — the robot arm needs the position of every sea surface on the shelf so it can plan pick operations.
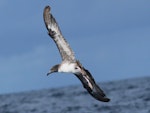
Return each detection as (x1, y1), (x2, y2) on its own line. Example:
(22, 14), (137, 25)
(0, 76), (150, 113)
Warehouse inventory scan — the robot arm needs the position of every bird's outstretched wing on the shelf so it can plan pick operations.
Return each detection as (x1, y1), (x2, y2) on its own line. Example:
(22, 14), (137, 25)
(75, 62), (110, 102)
(43, 6), (75, 61)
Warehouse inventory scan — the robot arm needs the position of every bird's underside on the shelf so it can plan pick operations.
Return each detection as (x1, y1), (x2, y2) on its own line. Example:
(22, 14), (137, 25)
(43, 5), (110, 102)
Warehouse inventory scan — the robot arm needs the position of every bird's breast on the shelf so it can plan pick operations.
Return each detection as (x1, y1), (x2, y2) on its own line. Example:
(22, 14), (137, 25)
(58, 63), (75, 73)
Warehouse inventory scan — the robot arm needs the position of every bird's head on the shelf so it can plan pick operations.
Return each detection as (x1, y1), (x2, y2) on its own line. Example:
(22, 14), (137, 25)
(47, 64), (59, 76)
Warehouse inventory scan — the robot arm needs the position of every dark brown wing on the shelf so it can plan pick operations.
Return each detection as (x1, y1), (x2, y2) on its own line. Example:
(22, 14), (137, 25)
(75, 68), (110, 102)
(43, 6), (75, 62)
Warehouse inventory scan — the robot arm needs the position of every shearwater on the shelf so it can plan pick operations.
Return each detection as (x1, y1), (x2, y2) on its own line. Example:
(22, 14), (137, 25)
(43, 6), (110, 102)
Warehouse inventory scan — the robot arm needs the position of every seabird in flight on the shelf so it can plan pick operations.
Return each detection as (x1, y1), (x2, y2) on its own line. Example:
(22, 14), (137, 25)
(43, 6), (110, 102)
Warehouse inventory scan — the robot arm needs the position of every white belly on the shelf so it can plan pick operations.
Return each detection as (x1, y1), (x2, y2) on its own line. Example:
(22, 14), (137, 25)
(58, 63), (75, 73)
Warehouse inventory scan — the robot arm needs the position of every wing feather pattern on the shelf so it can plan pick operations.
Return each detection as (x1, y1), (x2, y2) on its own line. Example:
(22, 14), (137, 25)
(75, 67), (110, 102)
(43, 6), (75, 61)
(43, 6), (110, 102)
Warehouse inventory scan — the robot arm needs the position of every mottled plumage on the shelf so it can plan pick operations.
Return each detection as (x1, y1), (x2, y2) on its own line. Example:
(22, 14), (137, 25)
(43, 6), (110, 102)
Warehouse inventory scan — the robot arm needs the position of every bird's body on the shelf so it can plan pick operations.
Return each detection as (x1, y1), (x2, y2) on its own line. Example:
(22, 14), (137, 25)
(58, 62), (78, 73)
(43, 6), (110, 102)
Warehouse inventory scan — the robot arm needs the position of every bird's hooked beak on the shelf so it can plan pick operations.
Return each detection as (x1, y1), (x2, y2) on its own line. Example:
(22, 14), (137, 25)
(47, 71), (52, 76)
(47, 64), (59, 76)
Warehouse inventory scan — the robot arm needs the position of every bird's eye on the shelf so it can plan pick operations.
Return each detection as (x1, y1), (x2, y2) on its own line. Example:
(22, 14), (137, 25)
(75, 67), (78, 69)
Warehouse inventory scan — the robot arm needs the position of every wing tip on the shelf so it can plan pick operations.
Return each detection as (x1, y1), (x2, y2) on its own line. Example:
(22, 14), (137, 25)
(90, 83), (111, 102)
(44, 5), (50, 12)
(100, 97), (110, 102)
(43, 5), (51, 30)
(90, 91), (110, 102)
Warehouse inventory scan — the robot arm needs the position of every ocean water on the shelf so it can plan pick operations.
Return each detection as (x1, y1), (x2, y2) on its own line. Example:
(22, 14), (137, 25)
(0, 76), (150, 113)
